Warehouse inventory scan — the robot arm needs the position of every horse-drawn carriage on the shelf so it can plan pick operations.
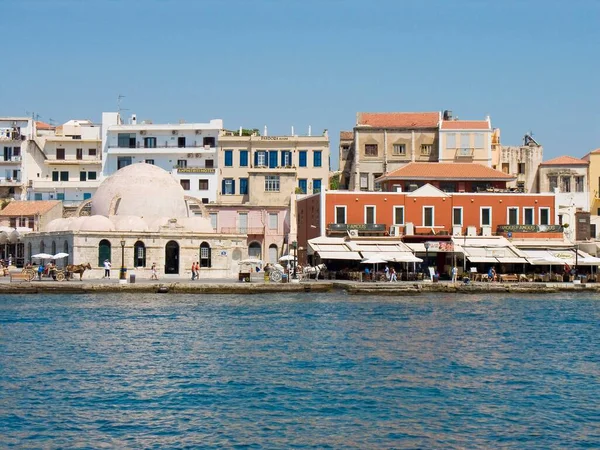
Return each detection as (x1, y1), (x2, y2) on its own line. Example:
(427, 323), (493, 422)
(21, 263), (92, 281)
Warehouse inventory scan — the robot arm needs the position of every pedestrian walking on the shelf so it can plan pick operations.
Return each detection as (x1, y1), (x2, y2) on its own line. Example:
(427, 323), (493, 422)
(194, 261), (200, 280)
(389, 267), (397, 282)
(191, 261), (196, 280)
(103, 259), (111, 278)
(151, 262), (158, 280)
(452, 266), (458, 283)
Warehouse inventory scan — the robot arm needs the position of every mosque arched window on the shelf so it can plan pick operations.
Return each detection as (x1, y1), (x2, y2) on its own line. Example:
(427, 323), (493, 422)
(27, 243), (32, 262)
(134, 241), (146, 268)
(200, 242), (211, 268)
(40, 241), (45, 253)
(64, 241), (69, 265)
(51, 241), (56, 255)
(98, 240), (111, 267)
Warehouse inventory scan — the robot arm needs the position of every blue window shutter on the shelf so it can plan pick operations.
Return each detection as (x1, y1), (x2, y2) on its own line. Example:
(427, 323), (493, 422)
(232, 179), (236, 194)
(222, 179), (226, 194)
(225, 150), (233, 166)
(254, 152), (258, 166)
(313, 179), (322, 193)
(299, 179), (307, 194)
(269, 151), (278, 168)
(299, 151), (307, 167)
(240, 178), (248, 194)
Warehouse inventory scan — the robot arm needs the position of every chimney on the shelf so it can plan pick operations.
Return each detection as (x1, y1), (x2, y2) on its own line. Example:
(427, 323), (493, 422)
(264, 125), (268, 136)
(131, 114), (137, 125)
(308, 125), (312, 136)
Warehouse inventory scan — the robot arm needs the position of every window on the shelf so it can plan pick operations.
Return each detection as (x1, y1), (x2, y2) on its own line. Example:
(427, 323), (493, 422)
(180, 179), (190, 190)
(88, 172), (97, 180)
(117, 133), (136, 148)
(440, 182), (456, 193)
(117, 156), (132, 169)
(460, 134), (470, 149)
(268, 151), (278, 168)
(365, 206), (376, 224)
(548, 176), (558, 192)
(481, 207), (491, 226)
(518, 163), (526, 174)
(178, 137), (186, 148)
(502, 163), (510, 174)
(13, 147), (20, 156)
(56, 148), (65, 160)
(420, 144), (433, 155)
(524, 207), (534, 225)
(83, 193), (91, 200)
(313, 150), (322, 167)
(205, 159), (214, 168)
(299, 151), (307, 167)
(453, 207), (463, 226)
(56, 192), (64, 200)
(393, 206), (404, 225)
(539, 208), (550, 226)
(177, 159), (187, 168)
(298, 179), (307, 194)
(224, 150), (233, 167)
(239, 178), (248, 195)
(256, 151), (267, 167)
(281, 151), (292, 167)
(265, 175), (280, 192)
(313, 179), (322, 193)
(80, 171), (87, 182)
(200, 242), (211, 267)
(575, 176), (584, 192)
(76, 148), (83, 160)
(209, 213), (218, 230)
(507, 207), (519, 225)
(239, 150), (248, 167)
(238, 213), (248, 233)
(222, 178), (234, 195)
(52, 172), (59, 182)
(446, 133), (456, 148)
(269, 213), (278, 230)
(474, 133), (484, 148)
(423, 206), (434, 226)
(144, 137), (157, 148)
(203, 137), (215, 147)
(89, 148), (97, 156)
(561, 176), (571, 193)
(134, 241), (146, 268)
(145, 159), (154, 165)
(360, 173), (368, 190)
(34, 193), (42, 200)
(60, 171), (68, 181)
(199, 179), (209, 190)
(365, 144), (378, 156)
(335, 206), (346, 224)
(392, 144), (406, 155)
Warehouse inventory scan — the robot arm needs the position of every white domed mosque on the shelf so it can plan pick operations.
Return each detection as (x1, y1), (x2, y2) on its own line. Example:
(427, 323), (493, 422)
(23, 163), (247, 278)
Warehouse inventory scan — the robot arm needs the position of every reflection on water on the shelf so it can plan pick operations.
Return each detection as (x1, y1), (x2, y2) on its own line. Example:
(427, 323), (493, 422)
(1, 293), (599, 448)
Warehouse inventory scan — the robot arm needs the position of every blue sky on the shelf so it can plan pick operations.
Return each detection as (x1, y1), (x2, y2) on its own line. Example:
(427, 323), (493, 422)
(2, 0), (599, 169)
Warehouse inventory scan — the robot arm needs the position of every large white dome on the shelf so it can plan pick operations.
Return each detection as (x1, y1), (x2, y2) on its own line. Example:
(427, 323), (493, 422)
(91, 163), (189, 218)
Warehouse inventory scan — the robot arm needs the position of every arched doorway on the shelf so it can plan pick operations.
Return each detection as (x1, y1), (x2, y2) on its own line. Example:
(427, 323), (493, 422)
(165, 241), (179, 274)
(268, 244), (278, 263)
(98, 240), (111, 267)
(63, 241), (69, 265)
(134, 241), (146, 268)
(249, 241), (261, 260)
(200, 242), (211, 268)
(40, 241), (45, 253)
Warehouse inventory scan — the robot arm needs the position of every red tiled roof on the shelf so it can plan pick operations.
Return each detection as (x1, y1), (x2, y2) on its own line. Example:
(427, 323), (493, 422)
(441, 120), (490, 130)
(357, 112), (439, 129)
(0, 201), (62, 216)
(377, 162), (515, 181)
(540, 155), (588, 166)
(36, 121), (55, 130)
(339, 131), (353, 140)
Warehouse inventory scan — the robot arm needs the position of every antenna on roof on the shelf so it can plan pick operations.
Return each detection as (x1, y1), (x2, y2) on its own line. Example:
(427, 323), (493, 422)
(117, 94), (129, 114)
(48, 118), (56, 126)
(26, 111), (42, 121)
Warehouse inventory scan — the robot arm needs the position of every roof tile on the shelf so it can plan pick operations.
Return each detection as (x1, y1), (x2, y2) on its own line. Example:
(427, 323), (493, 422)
(357, 112), (439, 129)
(339, 131), (353, 140)
(441, 120), (490, 130)
(540, 155), (588, 166)
(378, 162), (515, 181)
(0, 201), (62, 217)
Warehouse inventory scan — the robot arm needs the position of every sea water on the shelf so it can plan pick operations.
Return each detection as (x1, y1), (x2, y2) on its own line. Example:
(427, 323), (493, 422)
(0, 292), (598, 449)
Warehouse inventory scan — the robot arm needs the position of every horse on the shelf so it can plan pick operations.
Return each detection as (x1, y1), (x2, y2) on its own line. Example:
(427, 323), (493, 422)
(302, 263), (327, 280)
(66, 263), (93, 281)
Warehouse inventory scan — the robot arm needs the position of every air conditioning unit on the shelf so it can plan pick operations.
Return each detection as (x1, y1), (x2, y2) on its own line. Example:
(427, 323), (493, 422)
(12, 156), (21, 162)
(405, 222), (414, 235)
(171, 130), (178, 135)
(481, 226), (492, 236)
(347, 229), (359, 238)
(452, 226), (462, 236)
(467, 226), (477, 236)
(195, 130), (202, 135)
(204, 145), (211, 149)
(390, 225), (401, 237)
(140, 130), (146, 135)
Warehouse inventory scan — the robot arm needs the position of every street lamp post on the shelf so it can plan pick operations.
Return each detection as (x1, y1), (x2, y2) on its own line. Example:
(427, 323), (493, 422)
(292, 241), (297, 279)
(119, 239), (126, 281)
(424, 241), (430, 277)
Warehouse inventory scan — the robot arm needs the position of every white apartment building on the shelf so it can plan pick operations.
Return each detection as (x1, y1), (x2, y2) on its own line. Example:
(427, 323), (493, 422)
(25, 120), (102, 204)
(0, 117), (33, 200)
(102, 112), (223, 205)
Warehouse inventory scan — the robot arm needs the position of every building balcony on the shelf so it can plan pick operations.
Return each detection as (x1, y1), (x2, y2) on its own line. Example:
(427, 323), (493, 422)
(44, 158), (102, 165)
(327, 223), (387, 236)
(247, 166), (298, 174)
(219, 227), (264, 235)
(107, 142), (216, 154)
(0, 178), (22, 186)
(454, 148), (474, 160)
(0, 156), (23, 164)
(32, 180), (102, 189)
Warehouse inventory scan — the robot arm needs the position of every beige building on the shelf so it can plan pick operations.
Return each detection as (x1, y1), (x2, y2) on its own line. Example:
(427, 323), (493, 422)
(493, 133), (543, 193)
(438, 116), (493, 165)
(347, 112), (440, 191)
(338, 131), (354, 190)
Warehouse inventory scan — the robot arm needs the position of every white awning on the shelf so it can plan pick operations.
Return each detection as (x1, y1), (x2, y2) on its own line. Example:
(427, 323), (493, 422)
(316, 251), (362, 260)
(361, 251), (419, 262)
(496, 257), (528, 264)
(467, 256), (498, 263)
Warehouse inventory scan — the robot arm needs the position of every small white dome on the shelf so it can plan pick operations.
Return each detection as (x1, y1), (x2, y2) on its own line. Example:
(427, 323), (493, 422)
(110, 215), (149, 232)
(80, 215), (116, 232)
(91, 163), (189, 218)
(46, 218), (71, 232)
(67, 217), (88, 231)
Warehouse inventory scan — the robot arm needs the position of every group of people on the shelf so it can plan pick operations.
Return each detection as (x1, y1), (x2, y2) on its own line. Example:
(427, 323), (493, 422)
(384, 265), (398, 282)
(191, 261), (200, 280)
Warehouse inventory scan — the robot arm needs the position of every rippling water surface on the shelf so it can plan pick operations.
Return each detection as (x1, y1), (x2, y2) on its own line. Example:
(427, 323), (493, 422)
(1, 292), (599, 448)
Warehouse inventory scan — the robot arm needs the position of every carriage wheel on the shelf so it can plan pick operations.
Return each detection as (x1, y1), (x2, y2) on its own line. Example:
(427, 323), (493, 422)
(24, 269), (35, 282)
(270, 270), (282, 282)
(55, 271), (66, 282)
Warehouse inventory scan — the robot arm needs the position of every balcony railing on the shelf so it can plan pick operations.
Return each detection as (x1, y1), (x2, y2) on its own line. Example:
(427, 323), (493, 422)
(455, 148), (474, 158)
(328, 223), (387, 232)
(108, 141), (215, 150)
(219, 227), (265, 234)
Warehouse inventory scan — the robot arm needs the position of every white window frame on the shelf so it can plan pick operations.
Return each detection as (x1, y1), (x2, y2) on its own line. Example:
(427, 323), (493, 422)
(360, 173), (368, 190)
(423, 206), (434, 227)
(364, 205), (376, 225)
(209, 212), (218, 231)
(392, 144), (406, 155)
(452, 207), (463, 226)
(335, 206), (347, 225)
(268, 212), (278, 230)
(264, 175), (280, 192)
(474, 133), (484, 149)
(539, 207), (551, 226)
(393, 206), (405, 225)
(507, 207), (519, 225)
(224, 178), (233, 195)
(446, 133), (456, 149)
(523, 207), (535, 225)
(480, 207), (492, 227)
(257, 151), (266, 167)
(420, 144), (433, 156)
